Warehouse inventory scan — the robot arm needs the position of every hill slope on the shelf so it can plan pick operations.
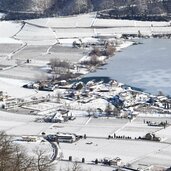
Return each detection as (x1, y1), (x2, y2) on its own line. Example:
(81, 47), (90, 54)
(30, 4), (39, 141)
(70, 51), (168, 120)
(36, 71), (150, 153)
(0, 0), (171, 20)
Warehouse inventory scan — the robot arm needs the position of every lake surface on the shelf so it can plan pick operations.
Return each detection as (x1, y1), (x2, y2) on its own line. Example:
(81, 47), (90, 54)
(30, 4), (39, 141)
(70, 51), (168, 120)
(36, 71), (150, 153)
(84, 38), (171, 95)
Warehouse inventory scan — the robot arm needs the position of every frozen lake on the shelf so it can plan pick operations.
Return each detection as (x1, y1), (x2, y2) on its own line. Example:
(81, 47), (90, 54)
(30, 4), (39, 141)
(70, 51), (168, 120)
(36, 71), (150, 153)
(85, 38), (171, 96)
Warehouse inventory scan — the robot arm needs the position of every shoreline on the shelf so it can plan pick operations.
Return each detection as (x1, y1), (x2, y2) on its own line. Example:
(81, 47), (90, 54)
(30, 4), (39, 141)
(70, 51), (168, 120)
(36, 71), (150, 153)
(82, 38), (171, 96)
(76, 39), (134, 79)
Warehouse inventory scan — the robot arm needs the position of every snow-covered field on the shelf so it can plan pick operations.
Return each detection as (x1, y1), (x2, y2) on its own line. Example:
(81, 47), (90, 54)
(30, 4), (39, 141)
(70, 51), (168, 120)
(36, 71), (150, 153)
(56, 160), (114, 171)
(0, 38), (22, 44)
(156, 126), (171, 143)
(0, 77), (35, 97)
(23, 102), (62, 113)
(114, 118), (161, 138)
(0, 13), (170, 45)
(0, 65), (48, 81)
(0, 13), (171, 170)
(0, 21), (22, 37)
(46, 117), (127, 137)
(0, 44), (22, 55)
(15, 23), (56, 45)
(0, 77), (51, 98)
(25, 13), (170, 29)
(60, 138), (171, 166)
(131, 144), (171, 169)
(0, 102), (171, 168)
(0, 109), (52, 135)
(25, 13), (96, 28)
(93, 18), (170, 27)
(53, 28), (95, 38)
(16, 139), (54, 159)
(12, 45), (50, 59)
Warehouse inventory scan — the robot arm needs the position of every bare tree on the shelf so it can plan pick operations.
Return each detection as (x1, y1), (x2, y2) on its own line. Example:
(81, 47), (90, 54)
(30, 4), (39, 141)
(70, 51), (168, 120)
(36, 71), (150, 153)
(33, 148), (55, 171)
(50, 58), (71, 80)
(105, 103), (113, 115)
(10, 145), (34, 171)
(105, 44), (116, 56)
(0, 131), (54, 171)
(71, 162), (82, 171)
(113, 107), (120, 117)
(0, 131), (34, 171)
(64, 162), (83, 171)
(158, 91), (164, 96)
(50, 58), (70, 70)
(0, 131), (13, 170)
(89, 47), (101, 56)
